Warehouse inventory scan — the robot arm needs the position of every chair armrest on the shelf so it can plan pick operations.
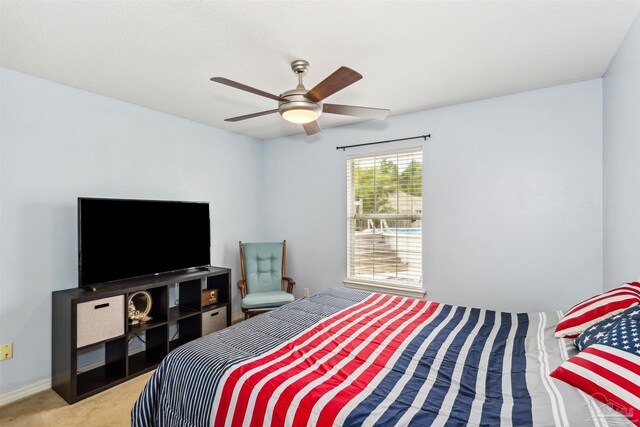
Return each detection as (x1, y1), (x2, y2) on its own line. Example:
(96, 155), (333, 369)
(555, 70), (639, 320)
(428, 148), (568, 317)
(283, 277), (296, 294)
(237, 279), (247, 299)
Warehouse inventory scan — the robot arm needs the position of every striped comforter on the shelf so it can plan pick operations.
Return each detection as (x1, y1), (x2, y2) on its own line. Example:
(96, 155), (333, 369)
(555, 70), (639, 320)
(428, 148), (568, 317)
(132, 287), (630, 426)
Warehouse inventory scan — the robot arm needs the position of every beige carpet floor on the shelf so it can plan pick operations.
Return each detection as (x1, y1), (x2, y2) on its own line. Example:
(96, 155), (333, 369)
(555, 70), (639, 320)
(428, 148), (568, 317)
(0, 371), (153, 426)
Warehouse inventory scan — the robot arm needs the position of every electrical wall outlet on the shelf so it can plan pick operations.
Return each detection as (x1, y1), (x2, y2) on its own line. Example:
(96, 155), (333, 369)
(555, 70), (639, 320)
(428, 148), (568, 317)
(0, 342), (13, 361)
(304, 288), (310, 297)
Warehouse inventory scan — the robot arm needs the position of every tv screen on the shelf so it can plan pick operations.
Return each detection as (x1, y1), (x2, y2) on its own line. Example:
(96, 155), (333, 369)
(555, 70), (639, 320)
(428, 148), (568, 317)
(78, 198), (210, 288)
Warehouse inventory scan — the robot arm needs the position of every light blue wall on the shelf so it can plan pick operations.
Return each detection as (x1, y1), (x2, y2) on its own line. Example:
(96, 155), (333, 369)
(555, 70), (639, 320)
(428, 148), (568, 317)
(0, 68), (264, 394)
(261, 80), (604, 313)
(603, 13), (640, 289)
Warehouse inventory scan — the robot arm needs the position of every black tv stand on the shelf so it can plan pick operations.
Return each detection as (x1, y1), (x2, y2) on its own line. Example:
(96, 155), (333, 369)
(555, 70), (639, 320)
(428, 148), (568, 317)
(52, 267), (231, 404)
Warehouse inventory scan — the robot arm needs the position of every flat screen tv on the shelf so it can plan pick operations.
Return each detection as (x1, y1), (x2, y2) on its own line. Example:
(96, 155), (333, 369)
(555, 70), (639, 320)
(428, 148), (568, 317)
(78, 197), (210, 288)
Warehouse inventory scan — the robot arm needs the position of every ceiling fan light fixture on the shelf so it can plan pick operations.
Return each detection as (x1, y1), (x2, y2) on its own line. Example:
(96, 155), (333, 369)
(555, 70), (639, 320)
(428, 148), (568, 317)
(281, 108), (320, 124)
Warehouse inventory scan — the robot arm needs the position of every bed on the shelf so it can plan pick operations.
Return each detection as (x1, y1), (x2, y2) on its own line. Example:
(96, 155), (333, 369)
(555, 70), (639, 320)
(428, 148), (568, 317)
(131, 287), (631, 426)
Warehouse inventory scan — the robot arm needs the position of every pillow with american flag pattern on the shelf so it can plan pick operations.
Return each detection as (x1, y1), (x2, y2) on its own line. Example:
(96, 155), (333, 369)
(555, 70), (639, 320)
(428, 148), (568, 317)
(555, 282), (640, 338)
(574, 305), (640, 351)
(551, 313), (640, 426)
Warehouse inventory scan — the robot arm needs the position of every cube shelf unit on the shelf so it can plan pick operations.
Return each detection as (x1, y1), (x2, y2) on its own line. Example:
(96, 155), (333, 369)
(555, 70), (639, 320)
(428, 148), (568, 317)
(52, 266), (231, 404)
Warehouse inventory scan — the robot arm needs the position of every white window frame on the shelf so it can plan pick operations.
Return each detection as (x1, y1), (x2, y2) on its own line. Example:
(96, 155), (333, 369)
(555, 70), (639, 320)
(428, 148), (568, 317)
(344, 147), (425, 298)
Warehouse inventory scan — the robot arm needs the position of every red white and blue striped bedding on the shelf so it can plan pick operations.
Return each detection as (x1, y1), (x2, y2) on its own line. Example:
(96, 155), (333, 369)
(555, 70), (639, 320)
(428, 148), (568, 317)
(132, 287), (631, 426)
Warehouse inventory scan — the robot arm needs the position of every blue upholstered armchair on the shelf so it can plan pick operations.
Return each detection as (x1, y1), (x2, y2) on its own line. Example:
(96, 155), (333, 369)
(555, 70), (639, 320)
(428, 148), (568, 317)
(238, 240), (296, 319)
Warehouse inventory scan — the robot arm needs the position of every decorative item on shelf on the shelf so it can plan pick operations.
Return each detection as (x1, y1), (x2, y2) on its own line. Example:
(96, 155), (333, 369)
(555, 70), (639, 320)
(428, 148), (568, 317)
(202, 289), (219, 306)
(127, 291), (153, 325)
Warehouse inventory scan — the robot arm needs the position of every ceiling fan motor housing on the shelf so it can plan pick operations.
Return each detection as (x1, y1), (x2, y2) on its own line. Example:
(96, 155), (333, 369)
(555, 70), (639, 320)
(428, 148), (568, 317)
(278, 87), (322, 124)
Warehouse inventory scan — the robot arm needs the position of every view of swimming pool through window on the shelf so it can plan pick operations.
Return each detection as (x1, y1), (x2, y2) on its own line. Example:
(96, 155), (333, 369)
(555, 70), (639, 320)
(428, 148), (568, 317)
(347, 149), (423, 287)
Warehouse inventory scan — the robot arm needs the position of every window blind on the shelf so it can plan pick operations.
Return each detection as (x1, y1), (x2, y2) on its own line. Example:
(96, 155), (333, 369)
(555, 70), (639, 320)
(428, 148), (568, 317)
(347, 148), (423, 288)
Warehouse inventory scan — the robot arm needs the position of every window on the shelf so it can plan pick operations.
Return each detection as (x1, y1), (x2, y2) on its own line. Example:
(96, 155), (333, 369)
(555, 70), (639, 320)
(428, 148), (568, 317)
(346, 148), (423, 297)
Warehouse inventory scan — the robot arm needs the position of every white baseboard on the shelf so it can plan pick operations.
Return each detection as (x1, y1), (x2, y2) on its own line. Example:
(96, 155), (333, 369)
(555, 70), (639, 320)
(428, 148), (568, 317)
(0, 378), (51, 407)
(0, 346), (148, 407)
(1, 319), (243, 407)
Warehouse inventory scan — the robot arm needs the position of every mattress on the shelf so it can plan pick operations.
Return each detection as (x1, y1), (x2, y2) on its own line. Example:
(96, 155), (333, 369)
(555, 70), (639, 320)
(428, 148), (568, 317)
(131, 287), (630, 426)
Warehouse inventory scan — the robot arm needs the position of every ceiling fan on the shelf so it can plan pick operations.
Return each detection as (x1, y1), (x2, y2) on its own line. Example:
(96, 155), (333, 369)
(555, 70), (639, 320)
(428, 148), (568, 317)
(210, 60), (390, 135)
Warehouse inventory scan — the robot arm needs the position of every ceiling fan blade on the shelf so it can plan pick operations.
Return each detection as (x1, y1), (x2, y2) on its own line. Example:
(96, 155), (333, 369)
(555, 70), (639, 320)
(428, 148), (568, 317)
(323, 103), (390, 120)
(303, 121), (321, 135)
(224, 109), (279, 122)
(211, 77), (282, 101)
(304, 67), (362, 102)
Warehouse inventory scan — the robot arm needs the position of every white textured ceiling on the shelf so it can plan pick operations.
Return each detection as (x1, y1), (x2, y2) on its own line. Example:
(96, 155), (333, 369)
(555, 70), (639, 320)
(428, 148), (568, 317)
(1, 1), (639, 140)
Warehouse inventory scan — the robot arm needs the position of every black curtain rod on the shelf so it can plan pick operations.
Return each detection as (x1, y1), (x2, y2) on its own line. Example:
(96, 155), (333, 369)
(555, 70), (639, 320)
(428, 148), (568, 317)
(336, 134), (431, 151)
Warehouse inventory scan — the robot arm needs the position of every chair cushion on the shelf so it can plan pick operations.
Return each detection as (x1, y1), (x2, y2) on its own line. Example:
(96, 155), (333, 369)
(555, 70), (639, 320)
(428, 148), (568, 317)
(241, 290), (295, 309)
(242, 242), (284, 294)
